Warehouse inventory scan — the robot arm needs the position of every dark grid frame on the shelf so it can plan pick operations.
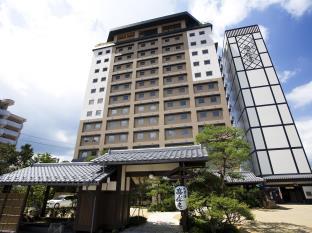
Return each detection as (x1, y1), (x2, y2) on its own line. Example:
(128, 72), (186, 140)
(222, 25), (312, 177)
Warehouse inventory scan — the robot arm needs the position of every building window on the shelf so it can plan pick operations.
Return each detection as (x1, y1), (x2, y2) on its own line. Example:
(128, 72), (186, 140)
(192, 51), (198, 56)
(175, 36), (180, 41)
(213, 110), (220, 117)
(193, 61), (199, 66)
(149, 117), (157, 124)
(151, 69), (156, 74)
(96, 110), (101, 116)
(117, 56), (122, 61)
(165, 47), (170, 52)
(167, 102), (173, 107)
(180, 100), (187, 106)
(208, 83), (215, 89)
(151, 50), (156, 54)
(176, 55), (182, 59)
(94, 69), (99, 73)
(150, 79), (156, 85)
(140, 61), (145, 66)
(124, 83), (130, 89)
(166, 67), (171, 72)
(137, 133), (144, 140)
(200, 112), (207, 118)
(96, 60), (101, 64)
(138, 93), (144, 99)
(199, 31), (205, 35)
(91, 89), (96, 93)
(122, 108), (129, 114)
(126, 64), (131, 68)
(150, 132), (157, 139)
(138, 81), (144, 87)
(89, 99), (94, 105)
(93, 78), (98, 83)
(204, 60), (210, 65)
(140, 52), (145, 56)
(176, 45), (181, 49)
(179, 87), (186, 93)
(112, 109), (118, 115)
(87, 111), (92, 117)
(150, 105), (157, 111)
(211, 96), (217, 102)
(106, 50), (110, 54)
(167, 115), (174, 121)
(178, 76), (184, 81)
(198, 97), (205, 104)
(128, 46), (132, 50)
(140, 71), (145, 76)
(120, 134), (127, 142)
(104, 58), (109, 62)
(196, 85), (203, 91)
(141, 43), (146, 47)
(101, 77), (106, 81)
(150, 91), (156, 97)
(182, 129), (189, 135)
(167, 130), (175, 137)
(103, 67), (108, 71)
(202, 49), (208, 54)
(167, 89), (173, 94)
(138, 106), (145, 112)
(121, 120), (128, 127)
(123, 95), (129, 100)
(190, 42), (196, 46)
(125, 73), (130, 78)
(97, 51), (103, 56)
(195, 72), (201, 78)
(201, 40), (207, 44)
(180, 113), (187, 120)
(97, 98), (103, 104)
(206, 71), (213, 76)
(127, 55), (131, 59)
(165, 56), (170, 61)
(108, 135), (115, 143)
(177, 65), (183, 70)
(99, 87), (105, 92)
(112, 96), (117, 101)
(151, 41), (155, 45)
(189, 32), (195, 37)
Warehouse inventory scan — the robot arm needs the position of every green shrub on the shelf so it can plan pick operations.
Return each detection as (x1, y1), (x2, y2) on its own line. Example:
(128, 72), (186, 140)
(226, 187), (265, 208)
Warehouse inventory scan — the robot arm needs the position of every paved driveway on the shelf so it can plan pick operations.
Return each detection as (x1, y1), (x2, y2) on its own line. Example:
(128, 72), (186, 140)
(123, 212), (182, 233)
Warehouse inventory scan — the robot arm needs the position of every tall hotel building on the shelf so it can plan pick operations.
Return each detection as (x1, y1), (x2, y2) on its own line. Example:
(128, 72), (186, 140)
(74, 12), (231, 160)
(0, 99), (26, 145)
(73, 12), (312, 199)
(222, 26), (311, 178)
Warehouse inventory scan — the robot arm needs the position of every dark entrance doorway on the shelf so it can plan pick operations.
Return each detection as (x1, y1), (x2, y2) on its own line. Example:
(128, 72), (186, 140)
(281, 186), (305, 203)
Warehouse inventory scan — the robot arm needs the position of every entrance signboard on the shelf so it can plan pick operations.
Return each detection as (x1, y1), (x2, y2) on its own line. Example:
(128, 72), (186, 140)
(175, 186), (188, 210)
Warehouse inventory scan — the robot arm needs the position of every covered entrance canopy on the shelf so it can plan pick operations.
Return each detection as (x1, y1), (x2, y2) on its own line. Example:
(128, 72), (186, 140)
(0, 145), (209, 232)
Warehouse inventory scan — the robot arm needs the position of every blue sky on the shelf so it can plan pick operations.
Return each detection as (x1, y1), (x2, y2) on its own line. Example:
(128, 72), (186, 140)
(0, 0), (311, 162)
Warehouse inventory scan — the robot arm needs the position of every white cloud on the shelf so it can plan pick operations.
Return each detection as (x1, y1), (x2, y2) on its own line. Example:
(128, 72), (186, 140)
(296, 118), (312, 162)
(278, 69), (298, 83)
(0, 0), (178, 160)
(188, 0), (312, 44)
(287, 81), (312, 108)
(282, 0), (312, 17)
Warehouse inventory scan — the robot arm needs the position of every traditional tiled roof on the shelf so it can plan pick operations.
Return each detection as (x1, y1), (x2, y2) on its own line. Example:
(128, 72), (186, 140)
(92, 145), (208, 165)
(0, 162), (113, 186)
(224, 171), (264, 184)
(263, 174), (312, 182)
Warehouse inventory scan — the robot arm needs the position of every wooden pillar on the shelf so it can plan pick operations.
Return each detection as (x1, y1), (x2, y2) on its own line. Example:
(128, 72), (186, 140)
(179, 163), (189, 232)
(40, 186), (50, 217)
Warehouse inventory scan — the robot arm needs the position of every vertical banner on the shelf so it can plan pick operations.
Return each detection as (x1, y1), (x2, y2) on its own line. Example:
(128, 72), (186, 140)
(175, 186), (188, 210)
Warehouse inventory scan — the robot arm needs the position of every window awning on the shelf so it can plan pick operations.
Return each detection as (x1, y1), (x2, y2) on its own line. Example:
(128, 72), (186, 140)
(0, 162), (114, 186)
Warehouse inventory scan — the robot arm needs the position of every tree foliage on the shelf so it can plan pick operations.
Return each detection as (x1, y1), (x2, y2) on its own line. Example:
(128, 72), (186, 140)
(196, 125), (250, 192)
(33, 153), (59, 163)
(0, 143), (34, 174)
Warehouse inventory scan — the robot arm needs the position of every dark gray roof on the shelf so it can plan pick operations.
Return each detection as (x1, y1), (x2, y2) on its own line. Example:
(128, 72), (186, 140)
(107, 12), (204, 41)
(225, 171), (264, 184)
(0, 162), (114, 186)
(263, 174), (312, 182)
(92, 145), (208, 165)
